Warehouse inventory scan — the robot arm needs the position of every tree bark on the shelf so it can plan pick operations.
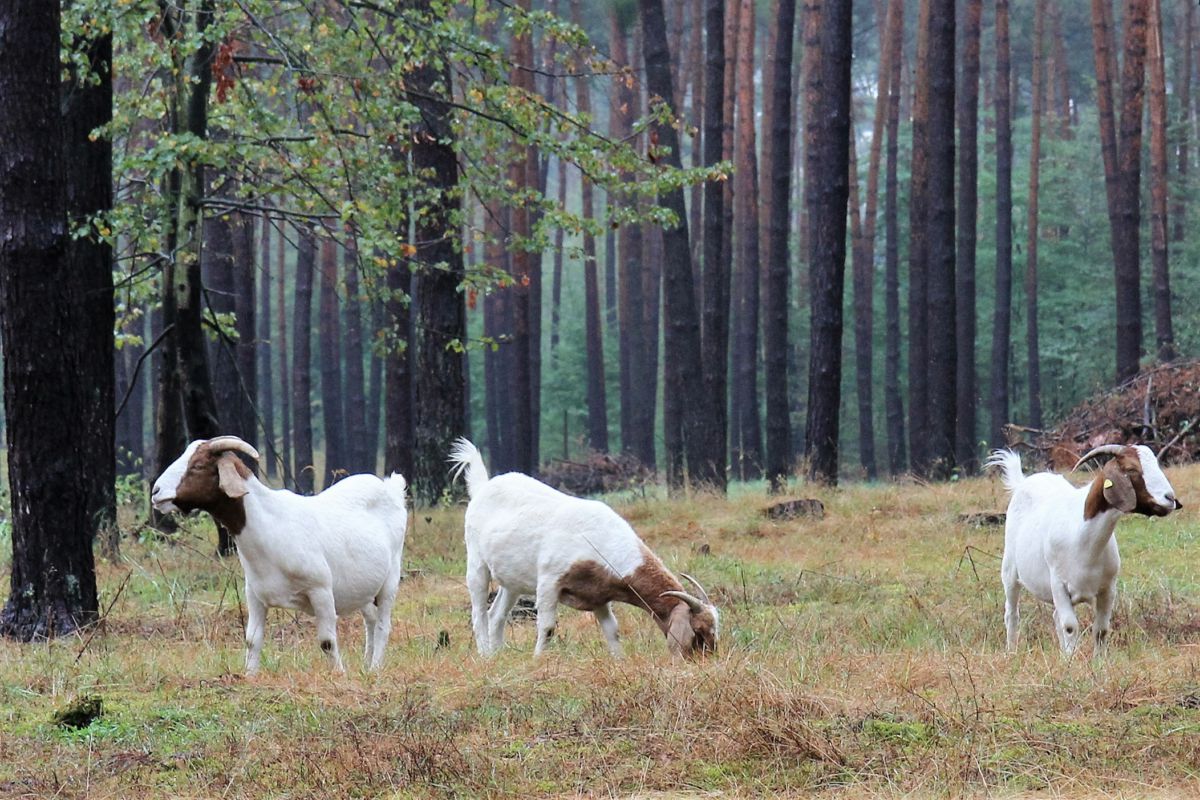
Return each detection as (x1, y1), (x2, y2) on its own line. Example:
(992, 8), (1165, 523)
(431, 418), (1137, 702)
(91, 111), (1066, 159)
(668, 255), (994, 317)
(989, 0), (1013, 449)
(258, 213), (276, 478)
(1171, 0), (1192, 244)
(342, 240), (369, 473)
(232, 213), (257, 447)
(924, 0), (956, 479)
(731, 0), (763, 481)
(1147, 0), (1173, 361)
(365, 297), (384, 473)
(804, 0), (853, 485)
(1026, 0), (1044, 430)
(907, 0), (932, 475)
(409, 18), (468, 504)
(277, 219), (293, 488)
(292, 225), (316, 494)
(63, 20), (117, 558)
(955, 0), (981, 472)
(763, 0), (796, 492)
(639, 0), (708, 490)
(573, 0), (609, 454)
(0, 0), (100, 639)
(883, 0), (907, 474)
(319, 237), (345, 488)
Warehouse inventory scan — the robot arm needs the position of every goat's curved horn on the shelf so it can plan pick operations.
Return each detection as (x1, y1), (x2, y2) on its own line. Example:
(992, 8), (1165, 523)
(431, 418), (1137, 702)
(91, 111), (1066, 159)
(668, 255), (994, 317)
(206, 436), (260, 462)
(1072, 444), (1127, 472)
(661, 590), (705, 614)
(680, 573), (712, 606)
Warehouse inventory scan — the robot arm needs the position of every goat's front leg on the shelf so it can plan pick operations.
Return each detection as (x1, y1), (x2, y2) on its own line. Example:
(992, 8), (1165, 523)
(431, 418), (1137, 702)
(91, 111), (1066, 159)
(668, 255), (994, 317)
(594, 603), (622, 657)
(533, 581), (559, 656)
(1093, 585), (1117, 656)
(487, 587), (519, 654)
(1050, 580), (1080, 655)
(309, 589), (344, 672)
(245, 587), (267, 675)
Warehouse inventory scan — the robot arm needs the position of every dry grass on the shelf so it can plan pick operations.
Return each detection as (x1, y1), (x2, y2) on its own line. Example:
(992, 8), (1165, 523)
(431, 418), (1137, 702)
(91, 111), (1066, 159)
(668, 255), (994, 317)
(4, 466), (1200, 797)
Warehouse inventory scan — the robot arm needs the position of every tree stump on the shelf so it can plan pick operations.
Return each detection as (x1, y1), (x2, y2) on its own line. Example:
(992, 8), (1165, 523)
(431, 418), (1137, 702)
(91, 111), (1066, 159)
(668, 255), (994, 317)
(765, 499), (825, 520)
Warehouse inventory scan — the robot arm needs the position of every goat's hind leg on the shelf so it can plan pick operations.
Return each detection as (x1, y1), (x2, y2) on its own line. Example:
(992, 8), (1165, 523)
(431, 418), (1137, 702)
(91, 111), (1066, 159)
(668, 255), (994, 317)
(487, 587), (519, 654)
(466, 554), (493, 656)
(1001, 556), (1021, 650)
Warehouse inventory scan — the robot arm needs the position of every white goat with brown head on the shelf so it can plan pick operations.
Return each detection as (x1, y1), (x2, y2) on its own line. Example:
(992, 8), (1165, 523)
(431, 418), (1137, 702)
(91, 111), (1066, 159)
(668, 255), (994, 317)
(989, 444), (1181, 655)
(449, 438), (719, 658)
(152, 436), (408, 674)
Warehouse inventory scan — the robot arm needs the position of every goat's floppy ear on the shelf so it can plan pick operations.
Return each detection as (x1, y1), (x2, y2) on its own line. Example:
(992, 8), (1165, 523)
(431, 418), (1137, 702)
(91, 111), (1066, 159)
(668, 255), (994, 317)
(1102, 460), (1136, 512)
(665, 602), (695, 657)
(217, 454), (250, 499)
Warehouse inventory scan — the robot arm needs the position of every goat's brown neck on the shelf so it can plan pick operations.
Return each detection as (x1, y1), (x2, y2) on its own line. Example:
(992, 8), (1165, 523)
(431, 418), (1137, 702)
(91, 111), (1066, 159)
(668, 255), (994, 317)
(620, 546), (686, 634)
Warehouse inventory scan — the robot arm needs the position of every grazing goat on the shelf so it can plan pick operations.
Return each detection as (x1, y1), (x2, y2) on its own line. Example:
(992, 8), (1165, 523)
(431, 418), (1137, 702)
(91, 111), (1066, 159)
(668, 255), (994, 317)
(449, 438), (719, 658)
(152, 436), (407, 673)
(988, 444), (1181, 655)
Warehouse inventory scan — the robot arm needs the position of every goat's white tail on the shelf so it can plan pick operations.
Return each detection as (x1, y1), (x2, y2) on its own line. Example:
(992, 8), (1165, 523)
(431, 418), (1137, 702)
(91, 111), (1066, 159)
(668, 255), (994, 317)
(448, 437), (489, 497)
(985, 449), (1025, 492)
(383, 472), (408, 510)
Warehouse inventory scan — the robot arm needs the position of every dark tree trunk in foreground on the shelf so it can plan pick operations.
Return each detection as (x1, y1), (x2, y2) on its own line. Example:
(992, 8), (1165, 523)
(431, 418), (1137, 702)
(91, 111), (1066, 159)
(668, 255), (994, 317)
(907, 0), (932, 475)
(700, 0), (729, 491)
(63, 23), (117, 558)
(924, 0), (956, 478)
(0, 0), (100, 639)
(258, 214), (276, 478)
(639, 0), (709, 490)
(204, 210), (239, 441)
(292, 225), (316, 494)
(342, 242), (369, 473)
(763, 0), (796, 492)
(409, 16), (467, 504)
(319, 238), (346, 488)
(989, 0), (1013, 448)
(573, 0), (609, 455)
(731, 0), (763, 481)
(955, 0), (981, 472)
(804, 0), (853, 485)
(232, 213), (256, 446)
(1026, 0), (1044, 430)
(884, 0), (906, 475)
(1147, 0), (1173, 361)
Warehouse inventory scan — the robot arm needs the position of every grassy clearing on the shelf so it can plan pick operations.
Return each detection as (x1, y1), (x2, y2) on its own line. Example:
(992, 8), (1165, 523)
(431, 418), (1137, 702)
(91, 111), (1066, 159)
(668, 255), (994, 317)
(4, 468), (1200, 798)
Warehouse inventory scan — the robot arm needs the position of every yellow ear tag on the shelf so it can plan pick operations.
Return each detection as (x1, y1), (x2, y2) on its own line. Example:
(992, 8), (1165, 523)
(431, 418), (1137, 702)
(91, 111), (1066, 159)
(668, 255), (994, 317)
(1104, 479), (1114, 489)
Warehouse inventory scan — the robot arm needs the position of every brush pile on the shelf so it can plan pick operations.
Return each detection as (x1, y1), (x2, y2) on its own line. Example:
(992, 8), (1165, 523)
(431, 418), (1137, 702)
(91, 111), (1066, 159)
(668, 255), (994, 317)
(539, 452), (653, 496)
(1013, 361), (1200, 470)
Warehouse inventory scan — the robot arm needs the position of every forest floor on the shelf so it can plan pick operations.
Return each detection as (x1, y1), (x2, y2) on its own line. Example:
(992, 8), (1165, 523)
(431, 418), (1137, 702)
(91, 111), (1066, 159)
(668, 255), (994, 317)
(4, 465), (1200, 798)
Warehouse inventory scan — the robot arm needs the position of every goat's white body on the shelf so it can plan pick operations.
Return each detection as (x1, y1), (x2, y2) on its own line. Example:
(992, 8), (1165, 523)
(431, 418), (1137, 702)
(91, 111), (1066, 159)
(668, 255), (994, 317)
(992, 450), (1123, 654)
(237, 475), (407, 618)
(451, 439), (649, 657)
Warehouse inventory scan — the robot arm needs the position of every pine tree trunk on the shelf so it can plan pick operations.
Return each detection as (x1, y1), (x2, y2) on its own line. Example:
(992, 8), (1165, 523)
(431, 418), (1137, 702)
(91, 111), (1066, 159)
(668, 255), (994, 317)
(572, 0), (608, 454)
(639, 0), (707, 490)
(277, 220), (293, 488)
(989, 0), (1013, 448)
(384, 252), (414, 482)
(232, 213), (256, 446)
(1147, 0), (1173, 361)
(924, 0), (956, 479)
(883, 0), (907, 474)
(63, 22), (117, 558)
(804, 0), (853, 485)
(409, 22), (468, 504)
(292, 225), (316, 494)
(700, 0), (730, 490)
(342, 242), (369, 473)
(258, 214), (276, 478)
(955, 0), (981, 472)
(365, 298), (383, 473)
(731, 0), (763, 481)
(765, 0), (796, 491)
(0, 0), (100, 639)
(1026, 0), (1044, 430)
(907, 0), (932, 475)
(550, 160), (568, 356)
(319, 238), (345, 488)
(1171, 0), (1192, 244)
(508, 0), (537, 474)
